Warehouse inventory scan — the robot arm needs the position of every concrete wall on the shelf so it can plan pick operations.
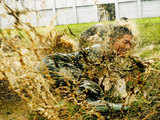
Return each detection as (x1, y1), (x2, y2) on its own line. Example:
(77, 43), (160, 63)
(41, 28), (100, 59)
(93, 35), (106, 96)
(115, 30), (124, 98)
(116, 0), (160, 19)
(0, 0), (99, 28)
(142, 0), (160, 18)
(1, 0), (160, 28)
(0, 0), (117, 28)
(54, 0), (98, 25)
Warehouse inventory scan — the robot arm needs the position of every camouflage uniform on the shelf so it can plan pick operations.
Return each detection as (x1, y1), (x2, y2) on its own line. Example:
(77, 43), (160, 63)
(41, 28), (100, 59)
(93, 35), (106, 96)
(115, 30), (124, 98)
(42, 46), (145, 109)
(43, 44), (104, 88)
(41, 24), (145, 111)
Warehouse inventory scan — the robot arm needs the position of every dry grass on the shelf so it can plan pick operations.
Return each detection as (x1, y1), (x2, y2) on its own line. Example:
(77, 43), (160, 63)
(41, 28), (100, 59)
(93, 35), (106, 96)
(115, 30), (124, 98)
(0, 2), (98, 120)
(0, 1), (160, 120)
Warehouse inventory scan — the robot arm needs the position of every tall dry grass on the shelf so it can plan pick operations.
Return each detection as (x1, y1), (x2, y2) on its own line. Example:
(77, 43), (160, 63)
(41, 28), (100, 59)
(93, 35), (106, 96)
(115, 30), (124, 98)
(0, 1), (101, 120)
(0, 1), (160, 120)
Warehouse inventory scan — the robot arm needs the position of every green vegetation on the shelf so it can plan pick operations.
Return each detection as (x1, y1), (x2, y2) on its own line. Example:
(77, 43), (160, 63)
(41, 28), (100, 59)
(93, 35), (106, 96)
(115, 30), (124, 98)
(55, 22), (97, 36)
(135, 17), (160, 57)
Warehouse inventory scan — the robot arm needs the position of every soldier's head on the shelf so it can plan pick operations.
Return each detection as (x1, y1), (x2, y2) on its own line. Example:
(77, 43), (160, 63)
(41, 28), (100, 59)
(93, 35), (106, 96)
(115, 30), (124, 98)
(108, 25), (135, 56)
(80, 23), (136, 56)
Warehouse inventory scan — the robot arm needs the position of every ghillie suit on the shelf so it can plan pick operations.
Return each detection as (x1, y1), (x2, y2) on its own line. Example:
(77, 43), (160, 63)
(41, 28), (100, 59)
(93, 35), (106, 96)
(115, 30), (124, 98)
(40, 24), (146, 115)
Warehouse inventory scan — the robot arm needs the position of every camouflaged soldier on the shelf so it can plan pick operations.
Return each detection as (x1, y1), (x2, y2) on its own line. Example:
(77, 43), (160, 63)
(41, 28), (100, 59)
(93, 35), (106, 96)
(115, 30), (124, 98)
(41, 24), (146, 111)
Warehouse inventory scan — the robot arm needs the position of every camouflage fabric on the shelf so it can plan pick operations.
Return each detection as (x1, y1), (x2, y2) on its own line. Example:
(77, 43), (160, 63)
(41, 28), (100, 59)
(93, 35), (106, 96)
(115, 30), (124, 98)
(41, 24), (145, 111)
(80, 24), (107, 48)
(41, 44), (145, 110)
(43, 44), (104, 88)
